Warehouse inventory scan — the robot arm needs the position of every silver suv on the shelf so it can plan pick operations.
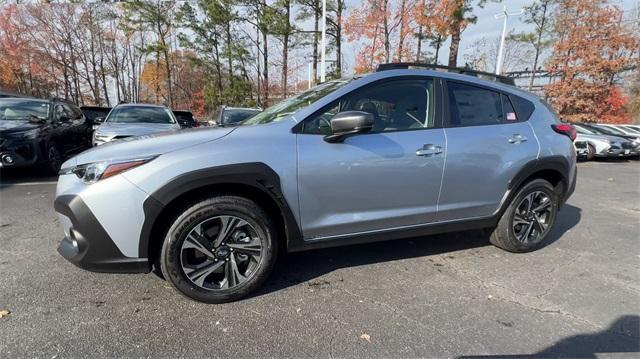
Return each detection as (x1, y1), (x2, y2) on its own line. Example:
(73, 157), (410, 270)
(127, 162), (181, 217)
(55, 65), (577, 303)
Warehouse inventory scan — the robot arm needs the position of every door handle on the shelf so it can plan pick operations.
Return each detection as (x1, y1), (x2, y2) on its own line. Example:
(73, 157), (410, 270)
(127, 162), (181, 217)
(416, 144), (443, 156)
(508, 134), (527, 144)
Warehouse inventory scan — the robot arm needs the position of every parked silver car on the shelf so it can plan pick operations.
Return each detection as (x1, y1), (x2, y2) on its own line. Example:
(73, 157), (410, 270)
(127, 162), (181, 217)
(92, 104), (181, 146)
(573, 124), (636, 159)
(55, 64), (577, 303)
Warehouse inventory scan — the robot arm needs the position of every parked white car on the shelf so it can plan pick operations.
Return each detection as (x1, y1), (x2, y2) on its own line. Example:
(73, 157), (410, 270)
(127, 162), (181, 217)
(573, 124), (634, 159)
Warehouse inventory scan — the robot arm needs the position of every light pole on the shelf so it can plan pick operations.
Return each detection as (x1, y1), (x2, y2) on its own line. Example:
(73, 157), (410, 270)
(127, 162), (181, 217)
(494, 5), (523, 75)
(320, 0), (327, 82)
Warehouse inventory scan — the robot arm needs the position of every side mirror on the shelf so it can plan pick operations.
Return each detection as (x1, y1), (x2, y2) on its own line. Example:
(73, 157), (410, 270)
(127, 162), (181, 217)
(323, 111), (374, 143)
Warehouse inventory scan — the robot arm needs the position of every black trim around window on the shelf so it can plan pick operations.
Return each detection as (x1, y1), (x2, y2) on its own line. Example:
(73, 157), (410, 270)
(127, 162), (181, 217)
(292, 75), (445, 135)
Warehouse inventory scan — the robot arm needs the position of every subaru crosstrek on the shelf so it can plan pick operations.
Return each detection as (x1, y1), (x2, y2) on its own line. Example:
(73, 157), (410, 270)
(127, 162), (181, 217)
(55, 65), (577, 303)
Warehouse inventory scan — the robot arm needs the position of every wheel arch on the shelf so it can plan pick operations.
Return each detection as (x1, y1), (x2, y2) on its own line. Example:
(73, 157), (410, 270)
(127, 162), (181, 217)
(500, 155), (572, 217)
(140, 163), (302, 265)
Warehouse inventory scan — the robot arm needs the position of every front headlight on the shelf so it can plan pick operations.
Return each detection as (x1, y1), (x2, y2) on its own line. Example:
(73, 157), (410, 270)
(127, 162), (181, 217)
(59, 156), (156, 184)
(9, 128), (39, 140)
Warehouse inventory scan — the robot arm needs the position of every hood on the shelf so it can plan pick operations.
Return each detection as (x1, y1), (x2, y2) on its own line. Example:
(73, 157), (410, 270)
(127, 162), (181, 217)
(95, 122), (180, 137)
(66, 126), (236, 167)
(0, 120), (43, 135)
(575, 133), (629, 143)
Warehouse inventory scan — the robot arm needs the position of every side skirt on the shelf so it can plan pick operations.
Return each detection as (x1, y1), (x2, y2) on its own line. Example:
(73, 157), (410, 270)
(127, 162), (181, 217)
(287, 215), (498, 253)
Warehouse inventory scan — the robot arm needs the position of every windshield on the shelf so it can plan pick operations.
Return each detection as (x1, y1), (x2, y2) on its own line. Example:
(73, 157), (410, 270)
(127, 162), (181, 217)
(106, 106), (175, 124)
(574, 125), (595, 135)
(0, 99), (49, 120)
(593, 125), (624, 135)
(243, 80), (353, 125)
(622, 125), (640, 134)
(223, 109), (260, 125)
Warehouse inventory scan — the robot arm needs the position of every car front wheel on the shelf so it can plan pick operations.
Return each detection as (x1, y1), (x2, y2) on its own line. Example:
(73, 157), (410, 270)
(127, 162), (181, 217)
(490, 179), (559, 253)
(160, 196), (277, 303)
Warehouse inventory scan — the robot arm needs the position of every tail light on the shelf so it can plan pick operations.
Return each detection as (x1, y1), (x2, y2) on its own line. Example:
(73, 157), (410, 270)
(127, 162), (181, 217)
(551, 124), (576, 142)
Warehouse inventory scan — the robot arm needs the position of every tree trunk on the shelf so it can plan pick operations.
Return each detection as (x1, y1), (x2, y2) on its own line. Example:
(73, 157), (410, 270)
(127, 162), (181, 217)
(335, 0), (343, 77)
(312, 2), (319, 85)
(262, 30), (269, 105)
(282, 0), (290, 98)
(448, 27), (461, 67)
(397, 0), (407, 62)
(434, 34), (441, 64)
(416, 25), (423, 62)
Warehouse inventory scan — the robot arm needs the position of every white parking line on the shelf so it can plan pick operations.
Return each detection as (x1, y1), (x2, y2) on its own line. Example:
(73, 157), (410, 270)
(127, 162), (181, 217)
(0, 181), (57, 187)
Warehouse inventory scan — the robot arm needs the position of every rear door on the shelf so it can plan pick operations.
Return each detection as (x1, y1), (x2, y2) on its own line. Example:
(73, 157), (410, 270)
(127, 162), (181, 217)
(296, 77), (446, 240)
(436, 81), (539, 221)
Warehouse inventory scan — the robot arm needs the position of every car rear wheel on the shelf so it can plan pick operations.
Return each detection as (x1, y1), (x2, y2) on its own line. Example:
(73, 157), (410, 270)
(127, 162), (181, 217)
(587, 143), (596, 161)
(489, 179), (559, 253)
(160, 196), (277, 303)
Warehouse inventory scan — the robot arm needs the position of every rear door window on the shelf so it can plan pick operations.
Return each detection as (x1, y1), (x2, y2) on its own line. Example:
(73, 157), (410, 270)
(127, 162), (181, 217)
(446, 82), (503, 127)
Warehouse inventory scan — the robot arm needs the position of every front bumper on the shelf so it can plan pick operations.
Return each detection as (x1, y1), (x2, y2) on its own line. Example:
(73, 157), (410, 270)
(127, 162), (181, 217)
(0, 138), (42, 168)
(54, 195), (150, 273)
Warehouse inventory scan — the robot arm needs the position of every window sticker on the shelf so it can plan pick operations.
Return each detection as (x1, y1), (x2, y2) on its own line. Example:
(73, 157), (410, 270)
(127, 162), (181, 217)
(506, 112), (517, 121)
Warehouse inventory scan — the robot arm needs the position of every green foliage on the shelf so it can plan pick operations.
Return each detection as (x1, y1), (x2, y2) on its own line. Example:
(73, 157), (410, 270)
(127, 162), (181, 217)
(178, 0), (254, 110)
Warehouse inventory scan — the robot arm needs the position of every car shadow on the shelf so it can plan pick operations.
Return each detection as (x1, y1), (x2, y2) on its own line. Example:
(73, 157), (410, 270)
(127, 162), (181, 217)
(0, 167), (57, 188)
(256, 203), (582, 297)
(457, 315), (639, 358)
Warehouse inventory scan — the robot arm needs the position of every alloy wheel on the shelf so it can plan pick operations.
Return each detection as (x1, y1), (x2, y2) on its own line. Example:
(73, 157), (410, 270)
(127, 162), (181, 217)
(180, 215), (264, 290)
(512, 190), (554, 244)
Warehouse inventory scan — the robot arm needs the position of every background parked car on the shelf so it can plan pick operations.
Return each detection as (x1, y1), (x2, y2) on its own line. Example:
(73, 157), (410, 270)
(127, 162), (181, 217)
(0, 97), (89, 172)
(622, 124), (640, 133)
(618, 124), (640, 134)
(80, 106), (111, 128)
(580, 123), (640, 158)
(595, 123), (640, 139)
(573, 123), (636, 160)
(209, 106), (261, 127)
(172, 110), (198, 128)
(92, 103), (181, 146)
(574, 140), (589, 160)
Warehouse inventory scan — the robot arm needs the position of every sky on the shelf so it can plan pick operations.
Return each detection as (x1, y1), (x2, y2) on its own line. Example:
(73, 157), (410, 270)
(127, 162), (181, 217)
(334, 0), (639, 75)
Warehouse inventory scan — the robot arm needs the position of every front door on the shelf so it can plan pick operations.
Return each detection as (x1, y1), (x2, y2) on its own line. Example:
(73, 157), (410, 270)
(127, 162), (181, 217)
(296, 78), (446, 240)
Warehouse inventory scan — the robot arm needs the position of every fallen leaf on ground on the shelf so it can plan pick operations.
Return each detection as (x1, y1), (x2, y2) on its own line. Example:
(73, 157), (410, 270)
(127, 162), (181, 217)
(0, 310), (11, 318)
(360, 333), (371, 343)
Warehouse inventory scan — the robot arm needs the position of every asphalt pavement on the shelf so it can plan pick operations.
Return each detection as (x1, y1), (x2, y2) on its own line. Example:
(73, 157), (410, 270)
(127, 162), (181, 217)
(0, 160), (639, 358)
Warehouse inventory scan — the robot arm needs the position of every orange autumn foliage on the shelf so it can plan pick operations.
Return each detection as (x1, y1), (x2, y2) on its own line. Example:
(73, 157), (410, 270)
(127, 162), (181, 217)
(544, 0), (637, 123)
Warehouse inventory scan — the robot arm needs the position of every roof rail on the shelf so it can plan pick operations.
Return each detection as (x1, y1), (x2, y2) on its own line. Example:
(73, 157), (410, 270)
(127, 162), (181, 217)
(376, 62), (515, 86)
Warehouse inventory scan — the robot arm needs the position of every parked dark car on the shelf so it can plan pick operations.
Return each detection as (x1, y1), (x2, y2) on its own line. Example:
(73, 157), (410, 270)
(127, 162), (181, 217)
(173, 110), (198, 128)
(0, 98), (90, 172)
(210, 106), (261, 127)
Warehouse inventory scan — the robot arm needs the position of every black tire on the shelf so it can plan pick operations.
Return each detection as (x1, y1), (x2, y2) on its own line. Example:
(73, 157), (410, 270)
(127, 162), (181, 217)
(46, 144), (62, 174)
(160, 196), (277, 303)
(489, 179), (559, 253)
(586, 143), (596, 161)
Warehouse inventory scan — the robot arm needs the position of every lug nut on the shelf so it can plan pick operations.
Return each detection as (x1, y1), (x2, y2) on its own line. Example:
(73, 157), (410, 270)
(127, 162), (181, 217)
(229, 248), (234, 252)
(225, 258), (230, 262)
(214, 258), (218, 262)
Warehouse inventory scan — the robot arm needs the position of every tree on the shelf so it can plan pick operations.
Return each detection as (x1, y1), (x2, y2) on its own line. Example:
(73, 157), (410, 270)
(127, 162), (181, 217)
(414, 0), (448, 63)
(544, 0), (637, 123)
(463, 32), (533, 73)
(444, 0), (496, 67)
(512, 0), (556, 91)
(344, 0), (419, 73)
(122, 1), (176, 107)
